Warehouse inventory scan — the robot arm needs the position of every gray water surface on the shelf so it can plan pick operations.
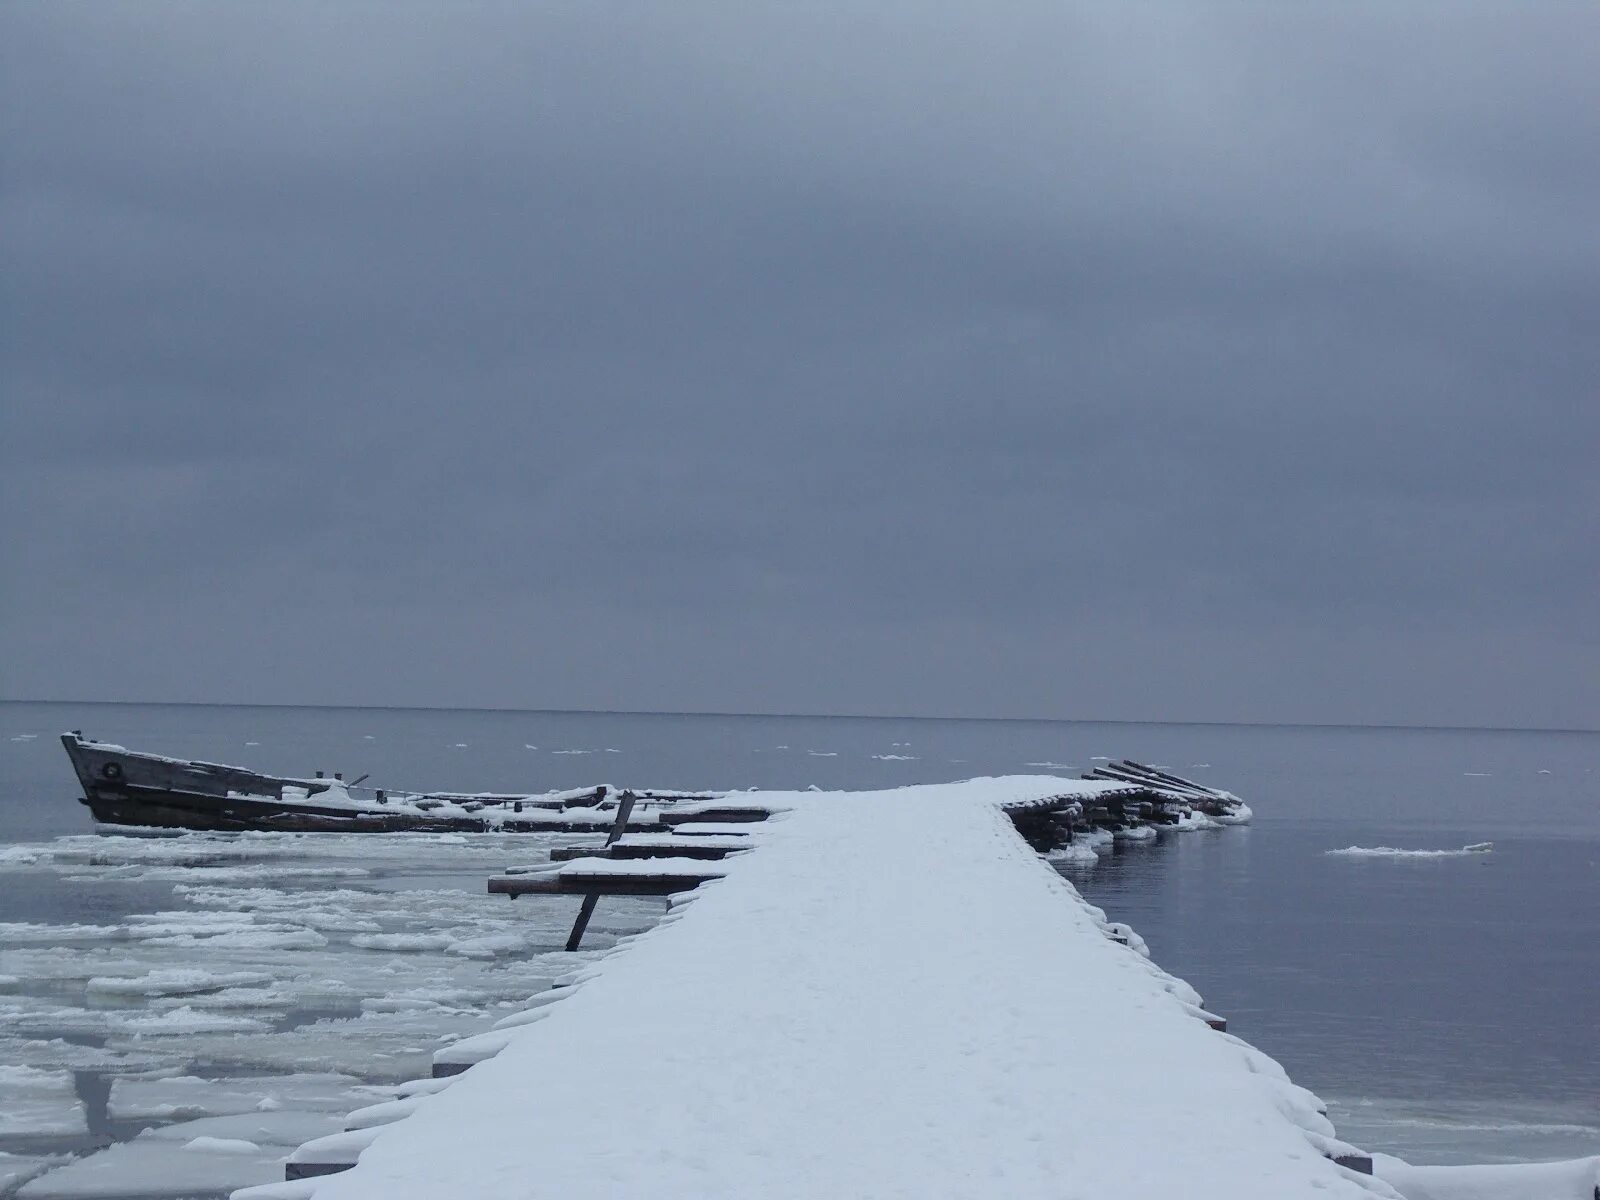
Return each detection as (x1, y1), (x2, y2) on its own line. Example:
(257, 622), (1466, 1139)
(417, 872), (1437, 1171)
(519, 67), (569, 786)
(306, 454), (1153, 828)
(2, 700), (1596, 1175)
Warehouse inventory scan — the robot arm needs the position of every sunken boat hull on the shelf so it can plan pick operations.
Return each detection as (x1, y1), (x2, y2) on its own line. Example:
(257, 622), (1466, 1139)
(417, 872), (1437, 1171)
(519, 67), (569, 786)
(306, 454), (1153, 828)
(58, 733), (701, 834)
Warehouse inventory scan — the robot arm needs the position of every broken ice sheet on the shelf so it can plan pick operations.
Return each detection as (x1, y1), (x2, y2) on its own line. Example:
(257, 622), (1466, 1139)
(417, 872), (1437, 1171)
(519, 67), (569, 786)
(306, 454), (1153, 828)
(1, 1152), (64, 1195)
(86, 969), (276, 998)
(138, 1110), (345, 1147)
(0, 1066), (88, 1140)
(0, 925), (123, 947)
(104, 1007), (503, 1082)
(107, 1074), (380, 1122)
(0, 1036), (179, 1074)
(16, 1134), (288, 1199)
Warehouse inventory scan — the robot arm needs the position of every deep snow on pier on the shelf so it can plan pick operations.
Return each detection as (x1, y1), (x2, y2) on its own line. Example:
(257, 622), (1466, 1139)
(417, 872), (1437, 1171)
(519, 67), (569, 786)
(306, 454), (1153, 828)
(298, 777), (1393, 1200)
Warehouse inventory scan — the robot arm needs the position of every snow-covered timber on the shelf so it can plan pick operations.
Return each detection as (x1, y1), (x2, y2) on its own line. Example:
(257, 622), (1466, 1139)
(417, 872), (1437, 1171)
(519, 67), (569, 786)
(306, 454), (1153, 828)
(227, 776), (1438, 1200)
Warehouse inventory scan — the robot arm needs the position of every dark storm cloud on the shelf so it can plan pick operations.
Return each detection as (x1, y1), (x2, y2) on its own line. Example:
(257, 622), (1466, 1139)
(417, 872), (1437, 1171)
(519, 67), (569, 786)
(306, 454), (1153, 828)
(2, 3), (1596, 727)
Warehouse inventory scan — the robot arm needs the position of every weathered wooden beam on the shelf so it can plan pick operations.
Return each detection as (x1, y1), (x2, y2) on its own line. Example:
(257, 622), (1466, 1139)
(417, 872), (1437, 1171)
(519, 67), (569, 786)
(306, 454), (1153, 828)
(565, 892), (601, 951)
(286, 1162), (352, 1180)
(603, 790), (637, 846)
(549, 843), (739, 862)
(490, 873), (716, 897)
(659, 806), (773, 825)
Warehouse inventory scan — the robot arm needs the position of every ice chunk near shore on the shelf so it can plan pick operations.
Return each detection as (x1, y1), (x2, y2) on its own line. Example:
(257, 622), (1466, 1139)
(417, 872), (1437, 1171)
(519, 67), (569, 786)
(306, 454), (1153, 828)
(142, 1111), (344, 1149)
(16, 1132), (289, 1199)
(1112, 823), (1158, 842)
(1372, 1153), (1599, 1200)
(0, 1066), (88, 1139)
(151, 986), (294, 1011)
(116, 1006), (274, 1036)
(349, 933), (453, 953)
(1046, 841), (1101, 865)
(0, 1036), (178, 1074)
(1, 1153), (62, 1194)
(108, 1074), (374, 1121)
(108, 1008), (499, 1083)
(87, 968), (275, 998)
(0, 924), (123, 945)
(1327, 843), (1493, 859)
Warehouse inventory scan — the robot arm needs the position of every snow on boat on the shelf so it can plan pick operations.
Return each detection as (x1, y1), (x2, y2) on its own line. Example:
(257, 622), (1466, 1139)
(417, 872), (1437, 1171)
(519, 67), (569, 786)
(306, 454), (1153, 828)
(57, 733), (713, 834)
(59, 733), (1248, 840)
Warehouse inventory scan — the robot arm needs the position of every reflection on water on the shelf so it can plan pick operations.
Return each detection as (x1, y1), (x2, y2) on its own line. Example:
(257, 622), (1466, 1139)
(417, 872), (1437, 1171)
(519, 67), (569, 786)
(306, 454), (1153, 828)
(3, 701), (1598, 1181)
(1057, 822), (1600, 1165)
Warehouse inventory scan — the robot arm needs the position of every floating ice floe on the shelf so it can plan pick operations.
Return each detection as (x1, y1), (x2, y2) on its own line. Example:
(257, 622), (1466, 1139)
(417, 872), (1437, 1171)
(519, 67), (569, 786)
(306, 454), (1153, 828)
(116, 1006), (275, 1036)
(0, 1065), (88, 1140)
(107, 1073), (377, 1122)
(1025, 761), (1073, 770)
(1372, 1152), (1599, 1200)
(871, 754), (917, 761)
(105, 1008), (505, 1084)
(1, 1152), (62, 1194)
(15, 1131), (290, 1199)
(150, 987), (294, 1011)
(87, 968), (276, 998)
(1327, 843), (1493, 859)
(349, 934), (453, 953)
(0, 1036), (179, 1074)
(142, 1111), (344, 1150)
(0, 923), (126, 947)
(1046, 842), (1100, 865)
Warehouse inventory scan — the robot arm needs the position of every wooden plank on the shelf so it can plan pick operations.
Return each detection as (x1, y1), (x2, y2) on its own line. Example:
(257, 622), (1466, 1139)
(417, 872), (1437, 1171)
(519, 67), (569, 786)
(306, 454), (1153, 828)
(490, 873), (714, 897)
(659, 807), (772, 826)
(286, 1162), (353, 1180)
(1331, 1154), (1373, 1175)
(549, 843), (739, 862)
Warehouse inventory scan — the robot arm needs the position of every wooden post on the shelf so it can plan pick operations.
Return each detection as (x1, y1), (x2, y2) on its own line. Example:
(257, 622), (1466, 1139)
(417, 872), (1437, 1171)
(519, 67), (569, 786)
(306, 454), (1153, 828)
(565, 790), (637, 950)
(604, 790), (638, 847)
(564, 892), (600, 951)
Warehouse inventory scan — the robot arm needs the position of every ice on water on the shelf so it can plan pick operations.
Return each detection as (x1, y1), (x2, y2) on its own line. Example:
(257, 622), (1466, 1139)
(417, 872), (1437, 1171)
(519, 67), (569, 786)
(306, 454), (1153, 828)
(0, 827), (668, 1197)
(15, 1136), (292, 1199)
(1, 1153), (63, 1195)
(0, 1067), (87, 1141)
(107, 1075), (379, 1123)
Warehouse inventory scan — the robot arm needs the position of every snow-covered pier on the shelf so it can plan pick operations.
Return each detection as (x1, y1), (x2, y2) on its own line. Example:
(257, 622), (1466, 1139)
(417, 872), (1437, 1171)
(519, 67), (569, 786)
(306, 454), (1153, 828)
(226, 773), (1430, 1200)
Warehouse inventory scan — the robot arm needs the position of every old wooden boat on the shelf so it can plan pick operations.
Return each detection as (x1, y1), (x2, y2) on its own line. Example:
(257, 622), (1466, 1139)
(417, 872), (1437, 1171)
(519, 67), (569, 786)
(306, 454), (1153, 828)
(58, 732), (712, 834)
(59, 732), (1247, 840)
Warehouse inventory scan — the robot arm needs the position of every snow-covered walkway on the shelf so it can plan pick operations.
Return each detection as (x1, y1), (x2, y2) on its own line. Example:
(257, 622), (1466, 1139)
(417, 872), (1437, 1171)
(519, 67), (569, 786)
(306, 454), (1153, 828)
(281, 777), (1396, 1199)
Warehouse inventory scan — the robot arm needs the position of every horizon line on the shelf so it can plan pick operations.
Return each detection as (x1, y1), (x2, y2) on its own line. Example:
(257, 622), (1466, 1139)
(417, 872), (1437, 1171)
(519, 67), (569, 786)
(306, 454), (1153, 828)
(2, 696), (1595, 737)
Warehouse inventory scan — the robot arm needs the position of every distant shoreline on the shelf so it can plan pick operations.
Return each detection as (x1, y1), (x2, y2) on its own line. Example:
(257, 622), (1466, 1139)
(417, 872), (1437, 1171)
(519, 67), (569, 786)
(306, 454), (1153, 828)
(2, 696), (1593, 737)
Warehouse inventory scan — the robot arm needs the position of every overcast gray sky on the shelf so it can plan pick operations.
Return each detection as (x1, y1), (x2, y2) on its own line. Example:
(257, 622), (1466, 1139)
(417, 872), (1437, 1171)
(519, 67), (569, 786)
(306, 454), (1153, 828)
(2, 3), (1595, 728)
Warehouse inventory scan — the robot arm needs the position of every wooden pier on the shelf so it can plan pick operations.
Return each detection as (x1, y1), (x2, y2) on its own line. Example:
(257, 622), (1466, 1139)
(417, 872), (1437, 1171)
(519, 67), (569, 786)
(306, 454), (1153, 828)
(228, 771), (1413, 1200)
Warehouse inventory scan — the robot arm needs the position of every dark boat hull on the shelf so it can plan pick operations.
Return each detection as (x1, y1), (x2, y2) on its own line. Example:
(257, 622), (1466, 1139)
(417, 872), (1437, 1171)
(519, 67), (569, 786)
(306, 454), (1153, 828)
(58, 733), (678, 834)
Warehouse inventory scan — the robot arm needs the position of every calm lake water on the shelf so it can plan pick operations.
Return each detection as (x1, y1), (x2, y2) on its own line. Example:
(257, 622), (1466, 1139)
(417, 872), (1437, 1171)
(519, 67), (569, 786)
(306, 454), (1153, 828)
(1, 700), (1596, 1179)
